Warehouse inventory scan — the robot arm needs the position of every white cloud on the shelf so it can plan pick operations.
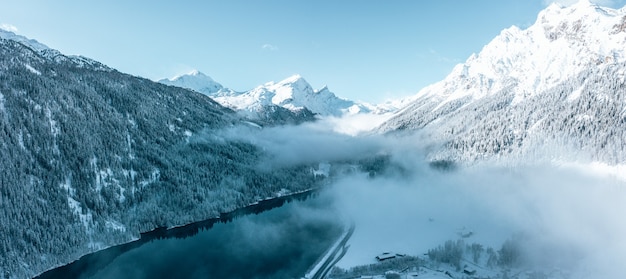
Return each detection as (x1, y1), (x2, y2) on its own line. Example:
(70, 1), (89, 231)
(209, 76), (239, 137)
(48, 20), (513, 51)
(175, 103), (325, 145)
(213, 122), (386, 169)
(0, 23), (18, 33)
(317, 114), (395, 136)
(261, 43), (278, 51)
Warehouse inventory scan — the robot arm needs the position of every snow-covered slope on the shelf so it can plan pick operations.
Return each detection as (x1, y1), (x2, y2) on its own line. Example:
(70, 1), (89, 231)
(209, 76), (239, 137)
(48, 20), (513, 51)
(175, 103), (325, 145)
(402, 0), (626, 110)
(0, 28), (112, 71)
(0, 28), (50, 52)
(379, 0), (626, 164)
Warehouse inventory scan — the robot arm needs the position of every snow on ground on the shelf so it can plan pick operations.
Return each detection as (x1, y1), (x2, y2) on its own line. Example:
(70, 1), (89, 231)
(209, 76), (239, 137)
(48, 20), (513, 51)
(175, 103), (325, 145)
(45, 107), (60, 137)
(67, 196), (93, 230)
(139, 169), (160, 188)
(0, 92), (5, 113)
(325, 161), (626, 278)
(17, 130), (25, 150)
(330, 172), (513, 269)
(59, 176), (75, 195)
(312, 163), (331, 178)
(105, 220), (126, 232)
(24, 64), (41, 75)
(60, 176), (94, 232)
(566, 84), (585, 102)
(126, 133), (135, 159)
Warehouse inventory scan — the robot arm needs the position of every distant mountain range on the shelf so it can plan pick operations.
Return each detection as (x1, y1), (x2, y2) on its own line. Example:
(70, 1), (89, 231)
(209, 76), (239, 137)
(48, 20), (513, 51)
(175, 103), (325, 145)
(379, 0), (626, 164)
(159, 70), (225, 94)
(159, 71), (398, 124)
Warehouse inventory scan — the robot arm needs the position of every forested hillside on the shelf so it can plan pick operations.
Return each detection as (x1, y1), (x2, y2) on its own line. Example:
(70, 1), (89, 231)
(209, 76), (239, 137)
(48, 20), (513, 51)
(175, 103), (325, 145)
(0, 37), (321, 278)
(381, 64), (626, 163)
(378, 1), (626, 165)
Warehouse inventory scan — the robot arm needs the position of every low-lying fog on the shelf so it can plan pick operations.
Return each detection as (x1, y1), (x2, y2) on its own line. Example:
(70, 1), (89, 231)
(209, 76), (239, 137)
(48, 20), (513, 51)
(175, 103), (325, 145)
(223, 117), (626, 278)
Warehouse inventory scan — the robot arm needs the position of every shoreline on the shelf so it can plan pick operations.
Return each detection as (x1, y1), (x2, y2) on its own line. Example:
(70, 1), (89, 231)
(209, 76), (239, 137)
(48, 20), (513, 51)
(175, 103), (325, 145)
(34, 188), (320, 279)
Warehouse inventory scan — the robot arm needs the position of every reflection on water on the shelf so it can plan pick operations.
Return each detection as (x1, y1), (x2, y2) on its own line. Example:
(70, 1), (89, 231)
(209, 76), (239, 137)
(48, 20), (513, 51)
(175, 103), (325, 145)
(44, 195), (342, 279)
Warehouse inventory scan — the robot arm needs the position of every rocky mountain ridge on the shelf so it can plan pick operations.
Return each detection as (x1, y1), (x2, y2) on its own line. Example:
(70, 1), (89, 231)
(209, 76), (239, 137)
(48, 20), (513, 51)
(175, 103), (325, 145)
(159, 71), (396, 124)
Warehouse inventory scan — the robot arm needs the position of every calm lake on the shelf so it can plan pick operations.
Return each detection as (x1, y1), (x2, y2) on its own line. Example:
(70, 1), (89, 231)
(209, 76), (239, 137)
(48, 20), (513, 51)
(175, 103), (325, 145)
(37, 194), (343, 279)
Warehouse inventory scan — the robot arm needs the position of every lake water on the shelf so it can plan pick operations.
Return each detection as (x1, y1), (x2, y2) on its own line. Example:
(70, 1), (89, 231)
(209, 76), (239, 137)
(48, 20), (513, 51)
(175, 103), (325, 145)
(38, 195), (343, 279)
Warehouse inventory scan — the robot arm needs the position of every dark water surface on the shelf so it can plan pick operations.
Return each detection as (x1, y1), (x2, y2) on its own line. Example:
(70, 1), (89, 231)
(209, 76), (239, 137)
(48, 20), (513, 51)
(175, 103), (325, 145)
(38, 195), (343, 279)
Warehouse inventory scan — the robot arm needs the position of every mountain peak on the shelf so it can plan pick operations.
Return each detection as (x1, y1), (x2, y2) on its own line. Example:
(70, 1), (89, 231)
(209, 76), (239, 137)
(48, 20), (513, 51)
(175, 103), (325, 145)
(570, 0), (612, 15)
(265, 74), (312, 99)
(415, 0), (626, 107)
(277, 74), (307, 86)
(544, 0), (595, 9)
(379, 0), (626, 164)
(573, 0), (594, 7)
(187, 69), (202, 76)
(170, 69), (210, 81)
(0, 28), (51, 52)
(539, 0), (614, 21)
(159, 70), (224, 94)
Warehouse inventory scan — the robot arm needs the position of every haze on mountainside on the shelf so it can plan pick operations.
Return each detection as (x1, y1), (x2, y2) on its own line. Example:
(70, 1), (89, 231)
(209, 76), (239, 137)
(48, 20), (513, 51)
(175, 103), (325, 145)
(0, 0), (626, 278)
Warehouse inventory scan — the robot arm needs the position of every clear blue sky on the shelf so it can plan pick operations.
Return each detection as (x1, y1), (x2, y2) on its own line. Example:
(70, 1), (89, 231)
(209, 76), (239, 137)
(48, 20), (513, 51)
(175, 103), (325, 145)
(1, 0), (625, 103)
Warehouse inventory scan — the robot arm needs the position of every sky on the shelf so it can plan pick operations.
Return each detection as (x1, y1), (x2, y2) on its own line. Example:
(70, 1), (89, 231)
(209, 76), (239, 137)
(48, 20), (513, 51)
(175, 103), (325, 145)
(1, 0), (625, 103)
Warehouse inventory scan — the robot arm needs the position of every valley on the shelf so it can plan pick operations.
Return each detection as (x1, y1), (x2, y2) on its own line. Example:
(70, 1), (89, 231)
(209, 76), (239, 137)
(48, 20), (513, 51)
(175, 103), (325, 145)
(1, 1), (626, 278)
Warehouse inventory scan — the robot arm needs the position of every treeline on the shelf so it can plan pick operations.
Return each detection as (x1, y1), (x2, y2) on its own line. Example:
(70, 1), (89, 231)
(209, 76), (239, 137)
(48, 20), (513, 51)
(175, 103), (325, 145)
(381, 62), (626, 164)
(329, 256), (424, 279)
(329, 237), (527, 279)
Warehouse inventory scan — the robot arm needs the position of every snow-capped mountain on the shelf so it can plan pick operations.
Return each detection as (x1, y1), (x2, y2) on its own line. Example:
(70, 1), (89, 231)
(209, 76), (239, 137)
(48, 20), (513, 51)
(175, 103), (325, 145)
(160, 72), (388, 120)
(218, 74), (371, 116)
(379, 0), (626, 164)
(158, 70), (225, 95)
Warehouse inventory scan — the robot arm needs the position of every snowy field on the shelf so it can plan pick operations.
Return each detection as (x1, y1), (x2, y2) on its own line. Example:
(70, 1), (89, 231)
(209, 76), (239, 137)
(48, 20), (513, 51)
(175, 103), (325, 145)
(324, 162), (626, 278)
